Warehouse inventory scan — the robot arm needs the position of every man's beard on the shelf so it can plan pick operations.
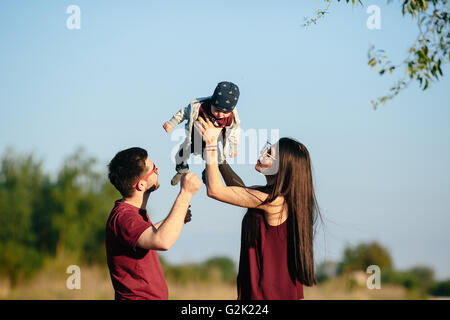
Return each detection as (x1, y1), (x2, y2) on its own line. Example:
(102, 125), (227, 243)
(145, 182), (160, 194)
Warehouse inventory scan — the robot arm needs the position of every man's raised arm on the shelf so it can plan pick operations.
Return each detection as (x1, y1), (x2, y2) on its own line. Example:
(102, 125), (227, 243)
(136, 172), (201, 251)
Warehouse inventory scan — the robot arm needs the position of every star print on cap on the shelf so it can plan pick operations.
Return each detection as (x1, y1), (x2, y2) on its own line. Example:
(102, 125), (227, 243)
(211, 81), (240, 112)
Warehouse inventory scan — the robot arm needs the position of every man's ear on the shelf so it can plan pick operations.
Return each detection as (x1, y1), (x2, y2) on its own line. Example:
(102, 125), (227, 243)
(136, 181), (145, 192)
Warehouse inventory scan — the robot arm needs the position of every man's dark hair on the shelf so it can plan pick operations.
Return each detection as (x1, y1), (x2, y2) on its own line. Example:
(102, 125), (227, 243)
(108, 147), (148, 197)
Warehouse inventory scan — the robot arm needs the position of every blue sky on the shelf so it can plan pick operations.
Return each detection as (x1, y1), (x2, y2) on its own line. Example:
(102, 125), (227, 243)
(1, 1), (450, 279)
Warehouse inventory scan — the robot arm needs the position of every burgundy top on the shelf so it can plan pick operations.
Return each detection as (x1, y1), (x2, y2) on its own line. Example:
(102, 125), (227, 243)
(105, 200), (168, 300)
(237, 210), (304, 300)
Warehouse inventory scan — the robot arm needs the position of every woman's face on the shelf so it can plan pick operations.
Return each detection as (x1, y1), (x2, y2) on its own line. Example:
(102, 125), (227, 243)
(255, 144), (278, 175)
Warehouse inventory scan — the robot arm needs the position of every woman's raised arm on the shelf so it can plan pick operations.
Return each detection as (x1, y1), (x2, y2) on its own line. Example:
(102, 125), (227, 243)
(219, 160), (246, 187)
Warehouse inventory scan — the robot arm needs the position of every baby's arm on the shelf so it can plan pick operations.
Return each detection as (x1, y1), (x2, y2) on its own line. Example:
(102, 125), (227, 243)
(163, 104), (190, 133)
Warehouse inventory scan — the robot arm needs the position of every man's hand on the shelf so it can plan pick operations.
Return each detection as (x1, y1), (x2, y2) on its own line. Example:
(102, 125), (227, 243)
(163, 122), (173, 133)
(180, 171), (202, 195)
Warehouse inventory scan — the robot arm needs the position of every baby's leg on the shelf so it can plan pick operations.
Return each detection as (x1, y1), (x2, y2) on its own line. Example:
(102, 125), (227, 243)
(175, 144), (190, 173)
(171, 144), (191, 186)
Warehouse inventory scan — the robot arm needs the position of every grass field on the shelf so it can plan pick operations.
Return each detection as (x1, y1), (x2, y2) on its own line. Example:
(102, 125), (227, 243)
(0, 261), (426, 300)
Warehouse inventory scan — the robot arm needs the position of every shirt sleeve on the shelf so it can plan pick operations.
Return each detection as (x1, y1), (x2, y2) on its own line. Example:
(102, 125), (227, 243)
(115, 211), (153, 251)
(167, 103), (190, 127)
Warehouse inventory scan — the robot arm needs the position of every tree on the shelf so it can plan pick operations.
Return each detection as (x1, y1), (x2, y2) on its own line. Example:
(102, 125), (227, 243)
(0, 150), (45, 284)
(430, 279), (450, 296)
(49, 147), (118, 262)
(316, 260), (339, 282)
(0, 147), (120, 285)
(338, 241), (393, 274)
(306, 0), (450, 109)
(203, 256), (237, 284)
(408, 265), (435, 292)
(382, 265), (436, 297)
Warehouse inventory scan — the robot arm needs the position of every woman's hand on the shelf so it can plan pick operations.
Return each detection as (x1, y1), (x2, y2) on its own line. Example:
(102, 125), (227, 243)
(194, 114), (222, 146)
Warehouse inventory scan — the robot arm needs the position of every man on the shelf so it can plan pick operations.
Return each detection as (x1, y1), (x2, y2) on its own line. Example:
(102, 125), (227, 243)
(105, 147), (202, 300)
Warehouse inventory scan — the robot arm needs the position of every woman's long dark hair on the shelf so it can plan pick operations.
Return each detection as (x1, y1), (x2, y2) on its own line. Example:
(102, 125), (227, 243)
(243, 137), (320, 286)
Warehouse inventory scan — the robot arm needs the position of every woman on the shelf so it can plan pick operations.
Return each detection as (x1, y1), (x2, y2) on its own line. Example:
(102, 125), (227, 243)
(196, 116), (321, 300)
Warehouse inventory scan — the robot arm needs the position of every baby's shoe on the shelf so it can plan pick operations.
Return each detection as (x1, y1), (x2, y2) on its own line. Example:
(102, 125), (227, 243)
(171, 172), (184, 186)
(201, 169), (207, 184)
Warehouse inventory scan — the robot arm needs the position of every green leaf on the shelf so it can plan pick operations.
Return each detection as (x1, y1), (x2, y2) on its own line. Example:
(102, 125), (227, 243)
(371, 100), (378, 110)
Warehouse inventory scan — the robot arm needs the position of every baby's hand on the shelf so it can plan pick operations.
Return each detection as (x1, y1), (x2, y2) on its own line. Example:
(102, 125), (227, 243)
(163, 122), (173, 133)
(229, 150), (238, 158)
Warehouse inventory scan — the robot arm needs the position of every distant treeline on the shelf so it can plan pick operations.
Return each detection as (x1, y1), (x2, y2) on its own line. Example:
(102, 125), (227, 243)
(317, 242), (450, 298)
(160, 256), (237, 285)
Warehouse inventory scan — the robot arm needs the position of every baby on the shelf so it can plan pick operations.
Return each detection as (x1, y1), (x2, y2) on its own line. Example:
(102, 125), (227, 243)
(163, 81), (241, 185)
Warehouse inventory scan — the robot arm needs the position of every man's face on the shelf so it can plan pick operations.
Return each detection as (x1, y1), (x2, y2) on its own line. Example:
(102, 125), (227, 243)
(143, 157), (160, 193)
(211, 105), (232, 119)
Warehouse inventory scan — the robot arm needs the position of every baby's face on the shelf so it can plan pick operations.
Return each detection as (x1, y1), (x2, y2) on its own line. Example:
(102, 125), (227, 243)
(211, 105), (232, 119)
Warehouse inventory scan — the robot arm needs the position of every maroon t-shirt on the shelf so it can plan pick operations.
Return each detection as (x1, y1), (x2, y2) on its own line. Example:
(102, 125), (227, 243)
(237, 210), (304, 300)
(105, 200), (168, 300)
